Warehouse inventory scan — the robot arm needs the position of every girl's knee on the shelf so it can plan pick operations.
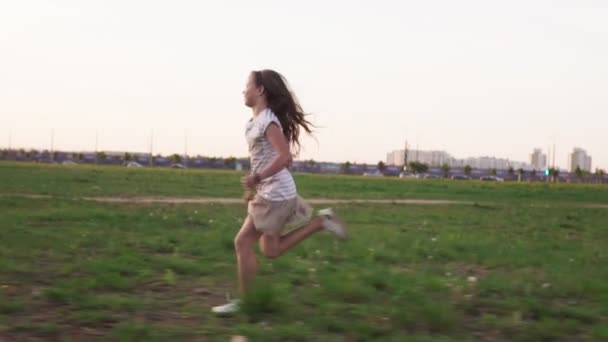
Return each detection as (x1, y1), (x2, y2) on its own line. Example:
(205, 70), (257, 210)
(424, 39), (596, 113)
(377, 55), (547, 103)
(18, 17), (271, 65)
(260, 245), (280, 259)
(234, 234), (255, 253)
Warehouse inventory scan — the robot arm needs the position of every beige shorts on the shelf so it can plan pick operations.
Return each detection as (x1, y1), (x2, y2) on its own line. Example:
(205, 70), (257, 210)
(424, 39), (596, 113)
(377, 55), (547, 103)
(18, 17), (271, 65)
(247, 194), (313, 233)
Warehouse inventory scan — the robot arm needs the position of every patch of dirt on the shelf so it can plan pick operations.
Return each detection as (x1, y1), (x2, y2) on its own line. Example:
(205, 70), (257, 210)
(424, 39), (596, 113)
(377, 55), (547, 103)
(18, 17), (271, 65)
(10, 193), (608, 208)
(71, 195), (474, 206)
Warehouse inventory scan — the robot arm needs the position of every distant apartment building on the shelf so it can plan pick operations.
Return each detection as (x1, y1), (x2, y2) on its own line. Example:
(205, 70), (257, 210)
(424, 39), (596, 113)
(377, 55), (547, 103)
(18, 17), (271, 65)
(387, 148), (533, 170)
(530, 148), (547, 170)
(570, 148), (592, 172)
(386, 149), (453, 167)
(386, 150), (406, 166)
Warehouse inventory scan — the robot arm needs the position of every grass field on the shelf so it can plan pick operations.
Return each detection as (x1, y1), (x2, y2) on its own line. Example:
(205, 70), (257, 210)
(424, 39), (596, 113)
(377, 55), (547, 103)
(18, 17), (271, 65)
(2, 162), (608, 204)
(1, 162), (607, 341)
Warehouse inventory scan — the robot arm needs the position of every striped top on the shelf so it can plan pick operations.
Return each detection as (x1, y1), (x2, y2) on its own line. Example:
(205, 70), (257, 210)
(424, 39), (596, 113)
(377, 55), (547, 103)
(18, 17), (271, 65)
(245, 108), (297, 201)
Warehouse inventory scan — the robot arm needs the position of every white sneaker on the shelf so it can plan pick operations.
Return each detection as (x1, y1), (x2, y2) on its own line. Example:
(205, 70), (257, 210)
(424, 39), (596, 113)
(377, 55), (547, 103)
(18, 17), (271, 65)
(211, 299), (240, 315)
(318, 208), (348, 240)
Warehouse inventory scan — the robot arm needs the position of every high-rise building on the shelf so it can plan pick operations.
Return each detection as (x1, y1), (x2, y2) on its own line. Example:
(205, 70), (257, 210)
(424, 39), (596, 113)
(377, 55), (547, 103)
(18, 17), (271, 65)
(387, 149), (453, 167)
(386, 148), (533, 170)
(409, 150), (453, 167)
(570, 148), (592, 172)
(386, 150), (406, 166)
(530, 148), (547, 171)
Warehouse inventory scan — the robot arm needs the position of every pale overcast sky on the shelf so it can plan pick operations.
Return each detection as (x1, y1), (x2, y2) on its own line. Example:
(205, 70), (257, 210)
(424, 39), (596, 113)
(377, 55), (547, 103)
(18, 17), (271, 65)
(1, 0), (606, 168)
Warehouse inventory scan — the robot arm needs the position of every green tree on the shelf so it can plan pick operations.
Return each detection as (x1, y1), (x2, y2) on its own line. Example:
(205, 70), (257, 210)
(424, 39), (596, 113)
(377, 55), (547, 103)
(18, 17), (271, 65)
(441, 163), (451, 178)
(420, 163), (429, 174)
(490, 168), (497, 176)
(224, 156), (237, 169)
(508, 166), (515, 176)
(575, 166), (584, 179)
(96, 151), (106, 163)
(549, 168), (560, 181)
(377, 161), (386, 173)
(170, 154), (182, 164)
(340, 161), (352, 174)
(409, 161), (429, 174)
(464, 165), (472, 176)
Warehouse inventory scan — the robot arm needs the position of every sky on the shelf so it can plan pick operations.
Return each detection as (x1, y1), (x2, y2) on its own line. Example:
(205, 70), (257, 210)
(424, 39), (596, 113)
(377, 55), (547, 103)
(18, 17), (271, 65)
(1, 0), (607, 169)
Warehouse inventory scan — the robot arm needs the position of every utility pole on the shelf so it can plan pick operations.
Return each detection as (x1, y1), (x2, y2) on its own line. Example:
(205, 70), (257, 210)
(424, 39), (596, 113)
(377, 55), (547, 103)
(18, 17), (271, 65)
(184, 129), (189, 167)
(403, 139), (408, 172)
(149, 130), (154, 167)
(50, 129), (55, 162)
(552, 141), (556, 172)
(547, 145), (551, 182)
(95, 131), (99, 164)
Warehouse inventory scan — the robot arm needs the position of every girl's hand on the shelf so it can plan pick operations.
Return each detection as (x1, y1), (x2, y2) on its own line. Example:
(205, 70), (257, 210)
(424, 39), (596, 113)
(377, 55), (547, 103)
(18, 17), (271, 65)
(241, 173), (261, 189)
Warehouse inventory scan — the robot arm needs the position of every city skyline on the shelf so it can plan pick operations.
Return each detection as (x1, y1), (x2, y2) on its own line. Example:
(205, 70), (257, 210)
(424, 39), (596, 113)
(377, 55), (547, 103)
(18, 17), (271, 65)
(4, 132), (599, 171)
(386, 146), (590, 171)
(5, 144), (602, 177)
(2, 1), (607, 169)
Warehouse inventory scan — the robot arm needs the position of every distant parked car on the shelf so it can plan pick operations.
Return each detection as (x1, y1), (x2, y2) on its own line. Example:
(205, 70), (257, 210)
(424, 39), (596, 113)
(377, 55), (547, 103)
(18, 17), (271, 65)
(451, 175), (471, 180)
(126, 161), (143, 168)
(399, 172), (417, 179)
(62, 160), (77, 166)
(480, 176), (504, 182)
(171, 163), (187, 169)
(421, 174), (441, 179)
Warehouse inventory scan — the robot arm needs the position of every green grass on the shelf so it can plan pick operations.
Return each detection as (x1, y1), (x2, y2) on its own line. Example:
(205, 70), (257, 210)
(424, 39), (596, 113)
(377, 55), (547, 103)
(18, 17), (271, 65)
(1, 197), (607, 340)
(1, 161), (608, 203)
(1, 163), (607, 340)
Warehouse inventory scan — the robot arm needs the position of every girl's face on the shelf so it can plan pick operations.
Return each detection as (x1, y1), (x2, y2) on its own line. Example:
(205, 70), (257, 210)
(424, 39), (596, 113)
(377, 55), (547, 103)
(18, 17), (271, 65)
(243, 72), (264, 108)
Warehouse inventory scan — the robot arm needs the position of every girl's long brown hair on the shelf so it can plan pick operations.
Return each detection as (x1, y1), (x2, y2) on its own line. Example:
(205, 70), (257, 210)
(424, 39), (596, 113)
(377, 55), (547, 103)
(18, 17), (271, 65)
(253, 69), (314, 156)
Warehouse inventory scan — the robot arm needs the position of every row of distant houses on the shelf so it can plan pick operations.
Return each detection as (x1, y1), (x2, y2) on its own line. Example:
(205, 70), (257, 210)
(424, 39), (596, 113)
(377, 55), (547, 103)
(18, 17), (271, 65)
(271, 161), (607, 183)
(0, 149), (250, 169)
(1, 148), (606, 183)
